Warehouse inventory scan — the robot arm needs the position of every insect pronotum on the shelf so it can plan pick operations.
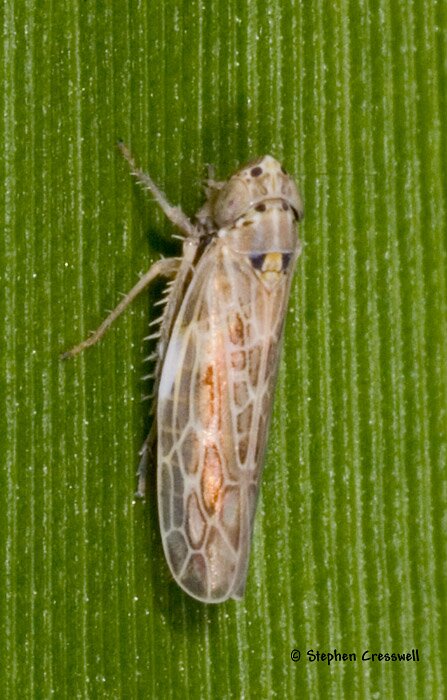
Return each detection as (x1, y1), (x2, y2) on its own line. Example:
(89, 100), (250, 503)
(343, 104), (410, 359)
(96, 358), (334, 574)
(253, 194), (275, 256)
(63, 144), (303, 603)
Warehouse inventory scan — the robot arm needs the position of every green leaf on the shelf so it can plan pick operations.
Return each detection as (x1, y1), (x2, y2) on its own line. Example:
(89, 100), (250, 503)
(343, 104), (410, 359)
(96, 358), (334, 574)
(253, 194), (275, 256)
(1, 0), (446, 698)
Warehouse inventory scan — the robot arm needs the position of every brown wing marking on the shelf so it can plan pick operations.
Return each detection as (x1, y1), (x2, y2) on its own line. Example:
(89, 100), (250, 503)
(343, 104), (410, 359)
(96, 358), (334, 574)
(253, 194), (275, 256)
(158, 244), (293, 601)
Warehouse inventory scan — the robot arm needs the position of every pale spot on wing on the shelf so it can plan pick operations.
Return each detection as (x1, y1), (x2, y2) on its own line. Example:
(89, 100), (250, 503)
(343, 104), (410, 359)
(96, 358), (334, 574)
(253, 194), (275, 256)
(220, 486), (241, 550)
(201, 444), (223, 514)
(186, 492), (207, 549)
(159, 335), (184, 400)
(206, 526), (236, 599)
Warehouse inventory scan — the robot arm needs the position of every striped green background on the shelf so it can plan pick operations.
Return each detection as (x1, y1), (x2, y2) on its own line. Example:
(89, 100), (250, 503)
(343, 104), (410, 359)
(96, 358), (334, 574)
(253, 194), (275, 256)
(1, 1), (446, 698)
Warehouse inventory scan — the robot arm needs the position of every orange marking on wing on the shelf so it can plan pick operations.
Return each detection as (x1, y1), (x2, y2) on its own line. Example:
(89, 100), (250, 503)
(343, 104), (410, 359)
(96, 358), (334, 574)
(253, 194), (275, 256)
(203, 364), (215, 403)
(201, 362), (222, 431)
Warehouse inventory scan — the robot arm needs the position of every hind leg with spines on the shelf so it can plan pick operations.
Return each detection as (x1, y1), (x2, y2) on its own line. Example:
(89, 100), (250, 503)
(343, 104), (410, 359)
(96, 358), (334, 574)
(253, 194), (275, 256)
(61, 257), (180, 359)
(62, 144), (198, 359)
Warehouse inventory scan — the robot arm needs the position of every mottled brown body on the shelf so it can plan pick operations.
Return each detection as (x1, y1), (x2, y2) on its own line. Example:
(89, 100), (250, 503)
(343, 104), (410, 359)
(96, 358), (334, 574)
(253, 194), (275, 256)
(156, 157), (303, 601)
(62, 151), (303, 603)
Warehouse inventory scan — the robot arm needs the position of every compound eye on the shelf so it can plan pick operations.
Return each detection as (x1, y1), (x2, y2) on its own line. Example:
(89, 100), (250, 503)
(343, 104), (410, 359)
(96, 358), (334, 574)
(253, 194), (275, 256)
(214, 178), (250, 227)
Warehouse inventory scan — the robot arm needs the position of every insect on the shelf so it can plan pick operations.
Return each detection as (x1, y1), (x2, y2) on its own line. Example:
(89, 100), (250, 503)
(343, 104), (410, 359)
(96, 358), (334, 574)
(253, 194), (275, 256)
(63, 145), (303, 603)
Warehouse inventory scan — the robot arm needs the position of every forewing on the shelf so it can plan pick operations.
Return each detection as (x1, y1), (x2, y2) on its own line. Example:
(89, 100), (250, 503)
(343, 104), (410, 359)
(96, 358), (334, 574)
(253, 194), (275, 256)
(157, 241), (294, 602)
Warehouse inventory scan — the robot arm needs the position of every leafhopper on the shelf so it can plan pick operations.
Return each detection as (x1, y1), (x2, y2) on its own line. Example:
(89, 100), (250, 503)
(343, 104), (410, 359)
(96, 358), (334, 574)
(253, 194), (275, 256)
(63, 145), (303, 602)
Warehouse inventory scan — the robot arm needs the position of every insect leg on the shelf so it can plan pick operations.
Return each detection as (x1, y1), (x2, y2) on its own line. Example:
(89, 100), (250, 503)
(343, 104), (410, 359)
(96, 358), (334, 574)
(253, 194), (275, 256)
(61, 257), (179, 359)
(118, 142), (197, 238)
(135, 423), (157, 499)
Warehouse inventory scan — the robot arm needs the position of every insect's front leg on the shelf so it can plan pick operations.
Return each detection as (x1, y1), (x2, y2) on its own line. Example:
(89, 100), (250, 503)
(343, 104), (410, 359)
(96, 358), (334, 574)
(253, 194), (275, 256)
(118, 142), (197, 238)
(61, 256), (180, 359)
